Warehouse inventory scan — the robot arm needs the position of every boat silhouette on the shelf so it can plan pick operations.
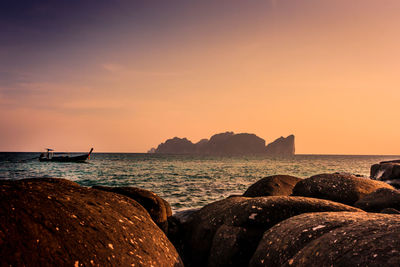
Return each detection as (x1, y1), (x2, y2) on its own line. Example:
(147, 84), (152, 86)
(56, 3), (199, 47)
(39, 148), (93, 163)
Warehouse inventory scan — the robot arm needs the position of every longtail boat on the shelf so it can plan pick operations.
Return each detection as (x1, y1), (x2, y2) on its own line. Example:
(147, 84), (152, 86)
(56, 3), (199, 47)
(39, 148), (93, 163)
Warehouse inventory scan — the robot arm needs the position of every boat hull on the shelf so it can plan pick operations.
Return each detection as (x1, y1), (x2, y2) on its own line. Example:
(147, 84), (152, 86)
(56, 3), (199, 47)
(39, 148), (93, 163)
(39, 154), (90, 163)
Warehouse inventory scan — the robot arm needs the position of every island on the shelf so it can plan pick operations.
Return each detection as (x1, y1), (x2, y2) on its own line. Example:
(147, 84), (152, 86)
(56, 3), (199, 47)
(149, 132), (295, 156)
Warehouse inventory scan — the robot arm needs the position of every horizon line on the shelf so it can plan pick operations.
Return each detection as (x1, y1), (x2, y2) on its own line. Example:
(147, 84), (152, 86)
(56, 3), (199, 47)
(0, 151), (399, 157)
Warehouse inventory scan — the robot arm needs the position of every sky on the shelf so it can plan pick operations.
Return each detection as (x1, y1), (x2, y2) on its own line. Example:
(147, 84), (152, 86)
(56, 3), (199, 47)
(0, 0), (399, 154)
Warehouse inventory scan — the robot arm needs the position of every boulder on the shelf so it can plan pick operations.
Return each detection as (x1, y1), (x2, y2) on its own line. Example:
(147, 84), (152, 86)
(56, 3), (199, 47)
(93, 185), (171, 233)
(181, 196), (362, 267)
(381, 208), (400, 214)
(387, 180), (400, 189)
(292, 173), (394, 206)
(371, 162), (400, 180)
(208, 225), (260, 267)
(249, 212), (400, 266)
(0, 178), (182, 267)
(243, 175), (301, 197)
(167, 208), (200, 258)
(162, 198), (173, 217)
(355, 188), (400, 212)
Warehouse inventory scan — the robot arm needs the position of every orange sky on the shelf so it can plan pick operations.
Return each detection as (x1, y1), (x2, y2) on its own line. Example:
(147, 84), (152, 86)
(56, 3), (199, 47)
(0, 0), (399, 154)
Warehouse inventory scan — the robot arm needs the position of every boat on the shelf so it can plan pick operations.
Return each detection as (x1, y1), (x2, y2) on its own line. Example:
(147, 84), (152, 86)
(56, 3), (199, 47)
(39, 148), (93, 163)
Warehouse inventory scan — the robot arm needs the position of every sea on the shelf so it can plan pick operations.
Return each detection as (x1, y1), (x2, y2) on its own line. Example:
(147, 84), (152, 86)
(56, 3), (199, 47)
(0, 153), (398, 211)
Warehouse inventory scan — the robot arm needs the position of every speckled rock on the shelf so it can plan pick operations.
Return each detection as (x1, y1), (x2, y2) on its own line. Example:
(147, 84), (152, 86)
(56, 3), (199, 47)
(0, 178), (183, 267)
(93, 185), (171, 233)
(292, 173), (394, 205)
(249, 212), (400, 266)
(181, 196), (362, 267)
(243, 175), (301, 197)
(208, 224), (261, 267)
(355, 188), (400, 212)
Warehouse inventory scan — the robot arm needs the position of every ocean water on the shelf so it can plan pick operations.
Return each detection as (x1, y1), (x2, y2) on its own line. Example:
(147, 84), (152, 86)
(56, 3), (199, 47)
(0, 153), (398, 211)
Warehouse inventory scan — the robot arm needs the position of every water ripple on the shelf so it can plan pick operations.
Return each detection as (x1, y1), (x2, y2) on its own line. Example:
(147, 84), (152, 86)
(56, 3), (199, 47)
(0, 153), (399, 211)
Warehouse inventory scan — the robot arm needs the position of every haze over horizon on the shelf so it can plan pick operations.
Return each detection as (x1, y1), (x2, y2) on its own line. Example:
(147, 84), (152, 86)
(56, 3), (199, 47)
(1, 0), (399, 154)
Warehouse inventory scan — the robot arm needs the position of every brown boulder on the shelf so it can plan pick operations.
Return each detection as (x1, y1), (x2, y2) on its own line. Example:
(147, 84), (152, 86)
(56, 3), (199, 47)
(249, 212), (400, 266)
(0, 178), (182, 266)
(208, 225), (260, 267)
(93, 185), (171, 233)
(355, 188), (400, 212)
(371, 162), (400, 180)
(167, 208), (200, 257)
(181, 196), (362, 267)
(243, 175), (301, 197)
(292, 173), (394, 205)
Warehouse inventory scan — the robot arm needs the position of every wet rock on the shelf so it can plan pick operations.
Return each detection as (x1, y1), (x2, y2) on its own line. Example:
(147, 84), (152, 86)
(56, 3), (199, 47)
(0, 178), (183, 267)
(93, 185), (170, 233)
(181, 196), (361, 267)
(292, 173), (394, 206)
(371, 162), (400, 180)
(355, 188), (400, 212)
(243, 175), (301, 197)
(249, 212), (400, 267)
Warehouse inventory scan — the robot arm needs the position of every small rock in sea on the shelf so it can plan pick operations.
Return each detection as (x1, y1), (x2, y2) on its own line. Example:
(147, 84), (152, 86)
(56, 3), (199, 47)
(371, 161), (400, 180)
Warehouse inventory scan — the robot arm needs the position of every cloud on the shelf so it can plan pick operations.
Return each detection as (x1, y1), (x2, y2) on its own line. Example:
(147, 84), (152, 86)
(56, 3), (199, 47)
(0, 79), (128, 117)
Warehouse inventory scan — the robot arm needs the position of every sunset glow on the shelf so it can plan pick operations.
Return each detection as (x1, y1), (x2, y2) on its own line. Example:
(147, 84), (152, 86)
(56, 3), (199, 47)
(1, 0), (399, 154)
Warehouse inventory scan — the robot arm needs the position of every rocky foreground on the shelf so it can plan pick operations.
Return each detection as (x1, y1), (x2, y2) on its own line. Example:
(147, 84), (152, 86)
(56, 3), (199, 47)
(1, 171), (400, 266)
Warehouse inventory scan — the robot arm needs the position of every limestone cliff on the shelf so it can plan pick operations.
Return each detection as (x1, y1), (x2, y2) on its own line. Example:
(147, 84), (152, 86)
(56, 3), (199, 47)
(265, 135), (295, 155)
(155, 137), (195, 154)
(153, 132), (295, 156)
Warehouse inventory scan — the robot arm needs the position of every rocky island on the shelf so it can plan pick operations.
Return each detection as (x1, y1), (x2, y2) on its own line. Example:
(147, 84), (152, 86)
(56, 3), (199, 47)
(150, 132), (295, 156)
